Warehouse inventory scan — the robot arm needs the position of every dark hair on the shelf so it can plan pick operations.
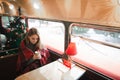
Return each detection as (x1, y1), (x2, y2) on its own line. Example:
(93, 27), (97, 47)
(24, 27), (43, 49)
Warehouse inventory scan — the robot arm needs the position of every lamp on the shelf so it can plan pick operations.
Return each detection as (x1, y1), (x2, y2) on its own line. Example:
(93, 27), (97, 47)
(63, 42), (77, 69)
(66, 42), (77, 56)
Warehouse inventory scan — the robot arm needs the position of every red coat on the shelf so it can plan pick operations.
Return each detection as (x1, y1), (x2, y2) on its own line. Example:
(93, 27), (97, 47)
(16, 40), (50, 75)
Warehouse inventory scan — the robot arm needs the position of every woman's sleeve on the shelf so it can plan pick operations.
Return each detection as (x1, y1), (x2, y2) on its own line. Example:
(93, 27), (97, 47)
(19, 43), (33, 65)
(39, 48), (51, 65)
(20, 41), (33, 61)
(44, 48), (50, 59)
(45, 48), (51, 63)
(18, 48), (35, 72)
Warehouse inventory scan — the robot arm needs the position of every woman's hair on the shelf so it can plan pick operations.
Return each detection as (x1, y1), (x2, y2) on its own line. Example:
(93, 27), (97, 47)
(24, 27), (43, 49)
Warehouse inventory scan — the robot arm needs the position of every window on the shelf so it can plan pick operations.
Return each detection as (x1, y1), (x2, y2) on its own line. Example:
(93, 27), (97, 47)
(70, 23), (120, 79)
(28, 19), (65, 53)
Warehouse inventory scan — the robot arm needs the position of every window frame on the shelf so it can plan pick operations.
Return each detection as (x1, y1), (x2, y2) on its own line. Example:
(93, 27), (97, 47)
(27, 18), (65, 54)
(69, 23), (120, 80)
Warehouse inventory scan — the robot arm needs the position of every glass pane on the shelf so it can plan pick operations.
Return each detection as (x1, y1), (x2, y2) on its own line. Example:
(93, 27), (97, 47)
(72, 26), (120, 48)
(28, 19), (65, 52)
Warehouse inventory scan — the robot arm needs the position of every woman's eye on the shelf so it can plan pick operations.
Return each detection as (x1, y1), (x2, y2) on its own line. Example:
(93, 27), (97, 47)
(32, 38), (38, 40)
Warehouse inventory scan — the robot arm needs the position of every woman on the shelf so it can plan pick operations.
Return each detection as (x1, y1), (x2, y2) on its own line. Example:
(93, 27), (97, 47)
(16, 27), (50, 75)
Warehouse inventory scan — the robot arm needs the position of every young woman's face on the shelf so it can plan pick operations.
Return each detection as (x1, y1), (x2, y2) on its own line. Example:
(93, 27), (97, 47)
(28, 34), (39, 44)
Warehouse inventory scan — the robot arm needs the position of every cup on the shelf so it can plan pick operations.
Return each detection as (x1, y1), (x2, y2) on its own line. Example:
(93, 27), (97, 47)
(35, 51), (39, 55)
(35, 51), (41, 59)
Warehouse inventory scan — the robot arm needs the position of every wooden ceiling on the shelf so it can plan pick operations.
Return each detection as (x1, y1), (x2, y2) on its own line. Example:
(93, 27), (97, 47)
(1, 0), (120, 27)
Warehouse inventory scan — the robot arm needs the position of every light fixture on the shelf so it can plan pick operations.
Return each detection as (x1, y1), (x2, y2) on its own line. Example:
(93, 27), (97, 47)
(63, 42), (77, 69)
(66, 42), (77, 56)
(9, 4), (14, 9)
(61, 42), (77, 80)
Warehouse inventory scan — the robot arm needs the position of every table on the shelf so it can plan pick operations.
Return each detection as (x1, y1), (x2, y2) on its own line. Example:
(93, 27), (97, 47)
(15, 59), (86, 80)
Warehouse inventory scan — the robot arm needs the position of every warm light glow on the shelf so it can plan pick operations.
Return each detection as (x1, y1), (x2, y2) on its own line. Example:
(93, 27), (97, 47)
(118, 0), (120, 5)
(9, 4), (14, 9)
(65, 0), (72, 13)
(33, 3), (39, 9)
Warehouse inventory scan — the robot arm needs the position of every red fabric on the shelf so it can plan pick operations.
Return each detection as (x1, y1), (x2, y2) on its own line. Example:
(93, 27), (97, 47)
(38, 48), (50, 65)
(16, 40), (50, 75)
